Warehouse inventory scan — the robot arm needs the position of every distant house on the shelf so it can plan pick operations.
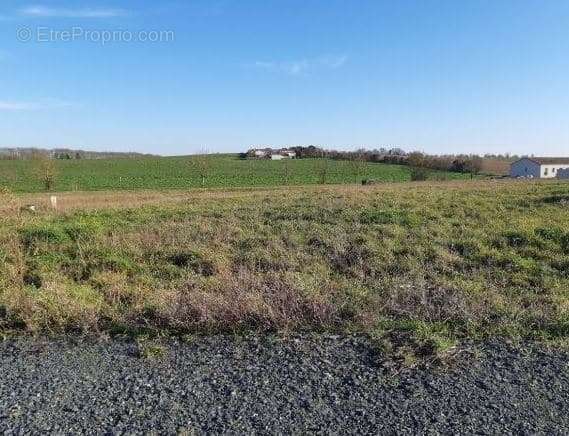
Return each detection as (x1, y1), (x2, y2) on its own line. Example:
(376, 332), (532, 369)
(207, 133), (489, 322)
(253, 150), (268, 158)
(510, 157), (569, 179)
(248, 147), (297, 160)
(282, 150), (297, 158)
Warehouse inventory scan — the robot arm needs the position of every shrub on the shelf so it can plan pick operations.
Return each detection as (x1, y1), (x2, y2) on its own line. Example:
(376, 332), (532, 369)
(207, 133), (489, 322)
(410, 167), (430, 181)
(535, 227), (564, 242)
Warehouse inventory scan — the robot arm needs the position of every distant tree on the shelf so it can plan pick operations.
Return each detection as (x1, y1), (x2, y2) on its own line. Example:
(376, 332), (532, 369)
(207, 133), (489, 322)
(34, 156), (58, 191)
(464, 157), (484, 178)
(291, 145), (325, 159)
(389, 147), (406, 156)
(316, 157), (329, 185)
(282, 158), (292, 185)
(410, 166), (429, 181)
(450, 158), (467, 173)
(190, 149), (211, 187)
(407, 152), (426, 168)
(348, 150), (366, 183)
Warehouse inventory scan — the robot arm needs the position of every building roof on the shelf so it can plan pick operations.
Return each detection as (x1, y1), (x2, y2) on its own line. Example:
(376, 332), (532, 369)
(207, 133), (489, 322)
(515, 157), (569, 166)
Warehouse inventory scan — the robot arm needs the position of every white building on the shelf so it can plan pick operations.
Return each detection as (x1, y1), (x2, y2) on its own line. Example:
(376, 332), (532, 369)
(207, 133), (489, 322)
(249, 148), (296, 159)
(510, 157), (569, 179)
(253, 149), (269, 158)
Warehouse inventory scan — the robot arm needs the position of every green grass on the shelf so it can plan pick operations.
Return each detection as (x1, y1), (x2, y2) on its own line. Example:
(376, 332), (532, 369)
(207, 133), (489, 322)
(1, 180), (569, 352)
(0, 154), (471, 193)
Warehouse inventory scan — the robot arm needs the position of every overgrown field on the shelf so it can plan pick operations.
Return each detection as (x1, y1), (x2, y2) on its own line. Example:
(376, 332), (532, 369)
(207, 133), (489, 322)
(1, 181), (568, 350)
(0, 154), (470, 193)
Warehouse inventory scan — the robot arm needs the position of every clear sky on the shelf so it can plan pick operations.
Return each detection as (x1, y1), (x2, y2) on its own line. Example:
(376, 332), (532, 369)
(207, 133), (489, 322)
(1, 0), (568, 156)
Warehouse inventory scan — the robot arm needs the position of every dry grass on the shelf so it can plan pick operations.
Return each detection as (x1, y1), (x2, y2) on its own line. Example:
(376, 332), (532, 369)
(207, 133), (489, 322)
(0, 179), (537, 215)
(1, 179), (569, 350)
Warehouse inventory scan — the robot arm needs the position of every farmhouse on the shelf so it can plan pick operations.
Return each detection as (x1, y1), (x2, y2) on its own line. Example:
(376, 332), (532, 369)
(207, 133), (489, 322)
(252, 148), (271, 158)
(248, 147), (297, 160)
(271, 149), (297, 160)
(510, 157), (569, 179)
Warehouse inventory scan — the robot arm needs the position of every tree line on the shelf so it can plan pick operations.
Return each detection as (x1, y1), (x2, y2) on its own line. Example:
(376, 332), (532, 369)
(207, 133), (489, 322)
(0, 148), (155, 160)
(259, 146), (517, 177)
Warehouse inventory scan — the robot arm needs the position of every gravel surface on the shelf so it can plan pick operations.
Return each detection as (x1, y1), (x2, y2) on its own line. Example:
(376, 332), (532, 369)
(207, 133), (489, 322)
(1, 335), (568, 435)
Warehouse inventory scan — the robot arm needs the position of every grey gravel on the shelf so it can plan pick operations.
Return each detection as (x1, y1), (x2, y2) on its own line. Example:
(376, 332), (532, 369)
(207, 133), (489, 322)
(1, 335), (568, 435)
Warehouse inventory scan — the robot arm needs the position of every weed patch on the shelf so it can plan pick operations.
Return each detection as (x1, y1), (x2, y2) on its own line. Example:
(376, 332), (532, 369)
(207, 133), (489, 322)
(20, 225), (69, 249)
(1, 181), (569, 344)
(168, 252), (216, 277)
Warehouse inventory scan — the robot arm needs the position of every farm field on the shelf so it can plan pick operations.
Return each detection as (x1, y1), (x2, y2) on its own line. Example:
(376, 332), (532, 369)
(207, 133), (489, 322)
(1, 179), (569, 352)
(0, 154), (472, 193)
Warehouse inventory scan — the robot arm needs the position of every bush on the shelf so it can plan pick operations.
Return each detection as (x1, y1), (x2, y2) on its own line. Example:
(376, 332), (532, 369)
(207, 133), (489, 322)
(410, 167), (429, 181)
(535, 227), (564, 242)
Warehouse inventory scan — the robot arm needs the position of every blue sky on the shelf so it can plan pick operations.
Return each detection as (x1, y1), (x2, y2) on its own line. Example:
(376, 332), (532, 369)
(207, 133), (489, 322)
(1, 0), (568, 156)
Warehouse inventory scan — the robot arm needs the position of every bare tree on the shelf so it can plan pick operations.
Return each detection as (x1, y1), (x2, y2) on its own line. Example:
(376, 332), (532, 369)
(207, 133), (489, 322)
(282, 158), (291, 185)
(189, 149), (210, 187)
(34, 155), (58, 191)
(465, 157), (484, 179)
(316, 157), (329, 185)
(348, 149), (366, 184)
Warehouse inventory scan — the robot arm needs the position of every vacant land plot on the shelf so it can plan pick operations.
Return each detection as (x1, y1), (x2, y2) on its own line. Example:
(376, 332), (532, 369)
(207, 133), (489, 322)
(1, 180), (568, 351)
(0, 155), (470, 193)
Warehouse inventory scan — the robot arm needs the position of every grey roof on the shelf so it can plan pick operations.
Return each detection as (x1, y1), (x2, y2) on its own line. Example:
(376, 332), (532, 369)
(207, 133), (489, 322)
(516, 157), (569, 165)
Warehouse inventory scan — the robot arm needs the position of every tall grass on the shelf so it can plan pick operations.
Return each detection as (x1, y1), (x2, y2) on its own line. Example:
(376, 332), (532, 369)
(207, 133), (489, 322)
(1, 181), (568, 348)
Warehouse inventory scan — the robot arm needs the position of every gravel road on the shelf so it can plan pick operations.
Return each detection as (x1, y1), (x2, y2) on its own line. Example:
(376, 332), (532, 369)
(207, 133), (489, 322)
(1, 335), (568, 435)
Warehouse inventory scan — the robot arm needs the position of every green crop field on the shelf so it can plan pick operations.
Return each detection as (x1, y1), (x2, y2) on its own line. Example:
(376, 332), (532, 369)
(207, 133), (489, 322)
(0, 154), (471, 193)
